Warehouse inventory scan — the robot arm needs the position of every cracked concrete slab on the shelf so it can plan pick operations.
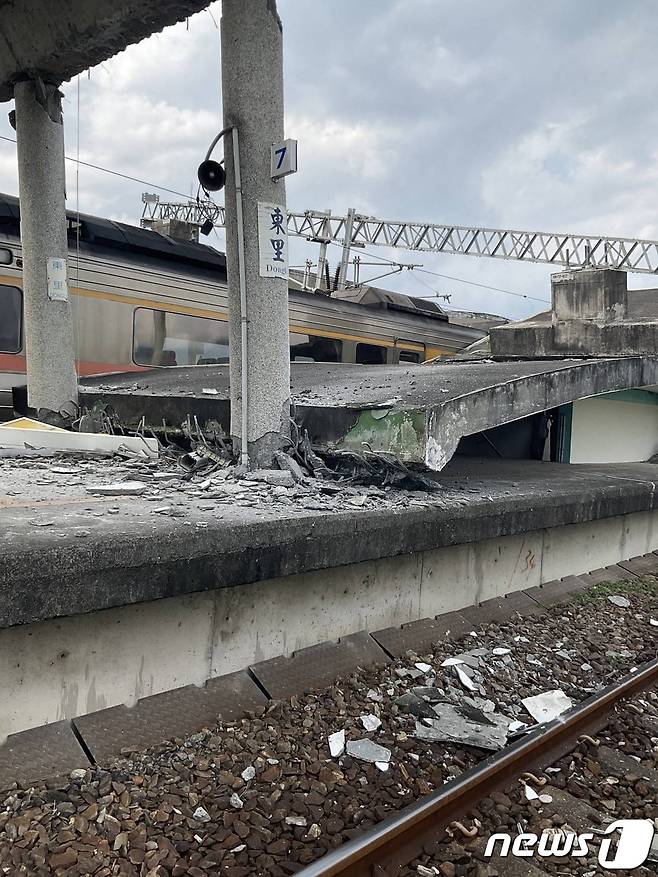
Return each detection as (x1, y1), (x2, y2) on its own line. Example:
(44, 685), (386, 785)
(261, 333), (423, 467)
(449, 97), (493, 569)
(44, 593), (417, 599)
(80, 356), (658, 471)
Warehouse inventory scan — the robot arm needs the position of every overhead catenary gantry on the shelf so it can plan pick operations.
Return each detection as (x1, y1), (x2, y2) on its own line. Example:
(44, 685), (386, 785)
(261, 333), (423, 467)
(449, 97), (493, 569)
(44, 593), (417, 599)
(142, 197), (658, 275)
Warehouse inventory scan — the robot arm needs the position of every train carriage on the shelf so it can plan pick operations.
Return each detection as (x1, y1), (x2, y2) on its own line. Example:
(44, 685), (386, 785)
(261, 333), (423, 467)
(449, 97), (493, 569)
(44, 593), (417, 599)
(0, 194), (483, 412)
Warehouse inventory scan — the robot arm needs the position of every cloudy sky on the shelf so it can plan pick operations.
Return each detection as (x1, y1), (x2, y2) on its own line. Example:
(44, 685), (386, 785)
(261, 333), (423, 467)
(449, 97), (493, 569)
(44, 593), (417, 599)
(1, 0), (657, 319)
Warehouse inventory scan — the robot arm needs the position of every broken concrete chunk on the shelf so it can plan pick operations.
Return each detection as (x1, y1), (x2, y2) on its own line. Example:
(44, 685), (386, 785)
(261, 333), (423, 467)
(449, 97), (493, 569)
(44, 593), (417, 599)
(240, 765), (255, 782)
(86, 481), (148, 496)
(274, 450), (304, 482)
(248, 469), (295, 488)
(229, 793), (244, 810)
(285, 815), (307, 827)
(411, 686), (446, 703)
(394, 692), (437, 720)
(522, 690), (573, 723)
(346, 738), (392, 764)
(366, 688), (383, 702)
(328, 730), (345, 758)
(193, 806), (211, 822)
(454, 665), (477, 692)
(607, 595), (631, 608)
(415, 662), (433, 674)
(415, 701), (511, 751)
(360, 714), (382, 732)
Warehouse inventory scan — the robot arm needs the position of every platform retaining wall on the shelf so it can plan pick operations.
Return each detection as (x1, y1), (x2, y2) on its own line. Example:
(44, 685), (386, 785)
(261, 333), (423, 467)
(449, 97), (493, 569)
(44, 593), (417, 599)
(2, 507), (657, 742)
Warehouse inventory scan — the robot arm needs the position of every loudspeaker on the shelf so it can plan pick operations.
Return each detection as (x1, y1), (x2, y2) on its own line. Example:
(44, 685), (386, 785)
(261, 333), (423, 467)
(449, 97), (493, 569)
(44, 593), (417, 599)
(197, 159), (225, 192)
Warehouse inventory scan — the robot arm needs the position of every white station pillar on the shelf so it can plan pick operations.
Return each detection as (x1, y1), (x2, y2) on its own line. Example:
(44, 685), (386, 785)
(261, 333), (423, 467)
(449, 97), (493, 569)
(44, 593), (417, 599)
(221, 0), (290, 467)
(14, 78), (77, 417)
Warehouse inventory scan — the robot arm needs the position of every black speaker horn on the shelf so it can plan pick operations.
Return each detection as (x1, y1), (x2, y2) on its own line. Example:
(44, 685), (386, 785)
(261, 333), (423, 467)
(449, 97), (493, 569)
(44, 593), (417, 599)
(197, 159), (226, 192)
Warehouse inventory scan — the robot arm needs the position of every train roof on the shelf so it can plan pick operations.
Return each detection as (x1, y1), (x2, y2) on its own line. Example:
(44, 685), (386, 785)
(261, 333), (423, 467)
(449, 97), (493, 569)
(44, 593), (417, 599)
(0, 192), (227, 274)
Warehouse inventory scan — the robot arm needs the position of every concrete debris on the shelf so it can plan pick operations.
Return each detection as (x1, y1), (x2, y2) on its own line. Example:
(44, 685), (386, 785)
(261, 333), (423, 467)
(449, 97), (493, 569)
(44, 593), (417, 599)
(411, 686), (446, 703)
(240, 765), (256, 781)
(86, 480), (148, 496)
(328, 729), (345, 758)
(415, 662), (433, 674)
(454, 665), (478, 692)
(367, 688), (383, 702)
(192, 806), (211, 822)
(394, 692), (438, 720)
(229, 792), (244, 809)
(651, 618), (658, 627)
(247, 469), (295, 488)
(346, 738), (392, 764)
(201, 388), (218, 395)
(375, 761), (389, 772)
(414, 702), (510, 751)
(396, 667), (424, 680)
(0, 418), (158, 458)
(522, 689), (573, 723)
(492, 647), (511, 655)
(274, 450), (305, 482)
(608, 594), (631, 608)
(285, 815), (307, 827)
(523, 782), (539, 800)
(360, 714), (382, 732)
(441, 657), (464, 667)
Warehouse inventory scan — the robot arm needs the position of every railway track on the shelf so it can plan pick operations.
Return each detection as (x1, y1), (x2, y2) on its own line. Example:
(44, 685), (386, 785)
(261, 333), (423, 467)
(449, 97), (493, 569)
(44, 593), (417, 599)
(298, 656), (658, 877)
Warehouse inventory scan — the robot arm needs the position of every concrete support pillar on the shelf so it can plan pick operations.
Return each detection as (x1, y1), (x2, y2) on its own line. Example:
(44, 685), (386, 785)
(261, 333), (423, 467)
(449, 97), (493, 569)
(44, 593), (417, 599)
(221, 0), (290, 467)
(14, 79), (77, 415)
(552, 268), (628, 324)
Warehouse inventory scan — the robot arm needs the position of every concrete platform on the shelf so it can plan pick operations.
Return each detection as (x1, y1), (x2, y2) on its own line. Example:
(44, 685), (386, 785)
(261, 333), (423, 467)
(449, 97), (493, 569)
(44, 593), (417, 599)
(79, 356), (658, 470)
(2, 455), (658, 740)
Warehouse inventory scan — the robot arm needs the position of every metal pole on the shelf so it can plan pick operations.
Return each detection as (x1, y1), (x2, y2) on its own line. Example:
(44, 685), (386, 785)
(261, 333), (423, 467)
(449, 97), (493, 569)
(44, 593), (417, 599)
(14, 78), (78, 418)
(337, 207), (356, 290)
(232, 126), (250, 467)
(314, 209), (331, 291)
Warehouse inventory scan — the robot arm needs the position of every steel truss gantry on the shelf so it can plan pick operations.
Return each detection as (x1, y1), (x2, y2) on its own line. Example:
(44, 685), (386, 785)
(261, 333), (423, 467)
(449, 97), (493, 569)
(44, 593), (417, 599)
(141, 196), (658, 274)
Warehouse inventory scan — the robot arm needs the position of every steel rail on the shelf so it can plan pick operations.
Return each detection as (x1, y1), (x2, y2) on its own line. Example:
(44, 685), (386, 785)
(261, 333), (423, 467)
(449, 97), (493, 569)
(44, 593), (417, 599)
(297, 656), (658, 877)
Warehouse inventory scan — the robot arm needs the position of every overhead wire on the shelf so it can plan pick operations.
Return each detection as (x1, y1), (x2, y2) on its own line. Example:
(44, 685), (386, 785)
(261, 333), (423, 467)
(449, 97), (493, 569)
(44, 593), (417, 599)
(325, 236), (550, 305)
(0, 134), (194, 200)
(0, 132), (550, 307)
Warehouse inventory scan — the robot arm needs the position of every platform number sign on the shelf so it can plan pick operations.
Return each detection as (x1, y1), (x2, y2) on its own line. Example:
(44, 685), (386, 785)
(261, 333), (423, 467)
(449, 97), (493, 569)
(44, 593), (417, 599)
(258, 202), (289, 279)
(270, 138), (298, 180)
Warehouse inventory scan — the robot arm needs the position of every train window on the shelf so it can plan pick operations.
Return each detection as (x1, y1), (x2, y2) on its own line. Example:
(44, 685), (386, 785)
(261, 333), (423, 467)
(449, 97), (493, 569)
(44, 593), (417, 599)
(0, 248), (12, 265)
(356, 343), (386, 364)
(0, 285), (22, 353)
(133, 308), (229, 367)
(290, 332), (342, 362)
(399, 350), (420, 364)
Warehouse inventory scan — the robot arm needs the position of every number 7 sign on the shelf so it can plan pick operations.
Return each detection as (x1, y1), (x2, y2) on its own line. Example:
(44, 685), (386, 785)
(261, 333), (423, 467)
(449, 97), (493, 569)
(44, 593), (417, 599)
(271, 139), (298, 180)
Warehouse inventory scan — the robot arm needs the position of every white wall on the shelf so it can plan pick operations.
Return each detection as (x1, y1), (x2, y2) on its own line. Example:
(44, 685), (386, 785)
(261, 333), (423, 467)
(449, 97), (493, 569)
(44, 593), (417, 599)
(570, 393), (658, 464)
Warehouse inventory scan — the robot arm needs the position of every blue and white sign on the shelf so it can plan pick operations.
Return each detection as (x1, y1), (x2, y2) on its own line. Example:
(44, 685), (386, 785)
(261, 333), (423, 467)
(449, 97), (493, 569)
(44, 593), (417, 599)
(46, 256), (68, 301)
(270, 139), (298, 180)
(257, 202), (289, 279)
